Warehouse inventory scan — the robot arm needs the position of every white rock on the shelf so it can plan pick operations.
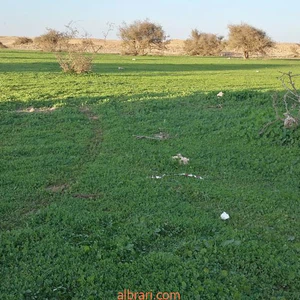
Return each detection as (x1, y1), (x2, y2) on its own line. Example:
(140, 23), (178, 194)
(220, 212), (230, 220)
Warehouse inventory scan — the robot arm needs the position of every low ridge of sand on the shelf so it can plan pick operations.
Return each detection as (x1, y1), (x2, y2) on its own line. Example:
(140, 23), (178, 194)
(0, 36), (299, 58)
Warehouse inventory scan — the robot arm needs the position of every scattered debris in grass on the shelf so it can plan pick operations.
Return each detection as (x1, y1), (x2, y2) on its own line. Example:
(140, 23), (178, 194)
(151, 175), (165, 179)
(133, 132), (170, 140)
(16, 106), (57, 113)
(79, 106), (99, 120)
(118, 67), (124, 70)
(72, 193), (100, 200)
(150, 173), (203, 179)
(283, 113), (298, 128)
(207, 104), (223, 109)
(260, 71), (300, 135)
(46, 184), (69, 193)
(217, 91), (224, 97)
(220, 212), (230, 220)
(172, 153), (189, 165)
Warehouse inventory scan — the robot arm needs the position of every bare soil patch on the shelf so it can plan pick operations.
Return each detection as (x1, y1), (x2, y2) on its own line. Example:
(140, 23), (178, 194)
(15, 106), (57, 113)
(79, 106), (99, 120)
(72, 193), (100, 200)
(46, 184), (69, 193)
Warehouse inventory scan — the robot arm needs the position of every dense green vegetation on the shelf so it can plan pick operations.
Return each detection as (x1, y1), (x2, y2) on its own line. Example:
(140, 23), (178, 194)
(1, 50), (300, 299)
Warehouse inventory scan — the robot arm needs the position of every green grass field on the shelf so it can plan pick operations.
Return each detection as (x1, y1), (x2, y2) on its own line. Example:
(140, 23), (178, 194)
(1, 50), (300, 299)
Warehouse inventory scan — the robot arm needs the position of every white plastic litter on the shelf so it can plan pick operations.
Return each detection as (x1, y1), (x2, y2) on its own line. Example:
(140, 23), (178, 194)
(178, 173), (203, 179)
(150, 173), (203, 179)
(150, 175), (166, 179)
(217, 92), (224, 97)
(172, 153), (190, 165)
(220, 212), (230, 220)
(118, 67), (124, 70)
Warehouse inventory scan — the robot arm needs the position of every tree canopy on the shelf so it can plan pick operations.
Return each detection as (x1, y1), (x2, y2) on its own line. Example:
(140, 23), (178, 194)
(227, 23), (274, 59)
(119, 19), (169, 55)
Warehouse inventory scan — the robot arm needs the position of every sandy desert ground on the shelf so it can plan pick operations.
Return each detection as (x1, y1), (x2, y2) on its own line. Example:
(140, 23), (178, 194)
(0, 36), (299, 58)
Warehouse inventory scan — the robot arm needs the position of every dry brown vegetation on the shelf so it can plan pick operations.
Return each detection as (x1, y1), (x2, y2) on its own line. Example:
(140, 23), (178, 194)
(34, 29), (69, 52)
(227, 23), (274, 59)
(119, 19), (169, 55)
(184, 29), (224, 56)
(31, 24), (102, 73)
(13, 37), (33, 46)
(0, 36), (299, 58)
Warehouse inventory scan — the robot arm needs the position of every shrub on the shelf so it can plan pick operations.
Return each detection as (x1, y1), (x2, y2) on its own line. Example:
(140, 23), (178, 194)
(34, 29), (69, 52)
(227, 23), (274, 59)
(119, 19), (169, 55)
(34, 23), (101, 73)
(184, 29), (224, 56)
(54, 23), (101, 74)
(13, 37), (33, 46)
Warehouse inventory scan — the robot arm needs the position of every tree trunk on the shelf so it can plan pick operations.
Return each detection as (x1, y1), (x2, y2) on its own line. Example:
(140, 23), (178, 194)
(243, 50), (249, 59)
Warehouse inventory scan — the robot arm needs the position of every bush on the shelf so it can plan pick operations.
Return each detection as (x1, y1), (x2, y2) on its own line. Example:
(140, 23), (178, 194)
(34, 29), (69, 52)
(54, 24), (101, 74)
(13, 37), (33, 46)
(184, 29), (224, 56)
(56, 52), (93, 74)
(119, 19), (169, 55)
(34, 23), (101, 73)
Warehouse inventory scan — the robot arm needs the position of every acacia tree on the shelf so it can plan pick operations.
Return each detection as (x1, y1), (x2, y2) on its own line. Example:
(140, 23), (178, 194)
(228, 23), (274, 59)
(184, 29), (224, 56)
(119, 19), (169, 55)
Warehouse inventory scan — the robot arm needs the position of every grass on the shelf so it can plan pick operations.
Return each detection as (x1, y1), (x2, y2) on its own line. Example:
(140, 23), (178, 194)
(1, 50), (300, 299)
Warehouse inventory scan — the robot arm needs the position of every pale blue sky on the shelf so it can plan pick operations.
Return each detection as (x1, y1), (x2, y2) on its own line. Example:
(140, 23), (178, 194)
(0, 0), (299, 42)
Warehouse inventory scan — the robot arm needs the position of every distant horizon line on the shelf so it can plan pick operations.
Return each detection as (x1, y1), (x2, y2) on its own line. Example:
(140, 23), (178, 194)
(0, 34), (299, 44)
